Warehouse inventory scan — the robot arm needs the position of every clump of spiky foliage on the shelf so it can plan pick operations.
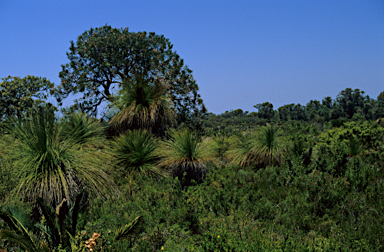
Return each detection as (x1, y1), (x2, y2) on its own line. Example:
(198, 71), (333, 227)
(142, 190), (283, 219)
(108, 75), (175, 136)
(204, 134), (235, 161)
(158, 128), (209, 188)
(112, 129), (163, 178)
(0, 206), (48, 252)
(60, 112), (104, 147)
(230, 124), (287, 168)
(1, 109), (118, 207)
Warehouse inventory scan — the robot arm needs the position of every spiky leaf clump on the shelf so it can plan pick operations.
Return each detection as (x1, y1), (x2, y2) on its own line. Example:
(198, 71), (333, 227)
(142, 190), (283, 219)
(230, 125), (287, 168)
(204, 134), (235, 161)
(158, 128), (208, 187)
(2, 109), (118, 207)
(0, 206), (49, 252)
(108, 75), (175, 136)
(61, 111), (104, 147)
(113, 215), (144, 243)
(112, 129), (162, 177)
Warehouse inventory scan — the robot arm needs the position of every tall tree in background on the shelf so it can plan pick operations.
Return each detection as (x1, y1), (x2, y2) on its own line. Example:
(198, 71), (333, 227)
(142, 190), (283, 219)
(55, 25), (205, 122)
(376, 91), (384, 119)
(0, 76), (55, 121)
(278, 104), (294, 121)
(322, 96), (333, 109)
(254, 102), (274, 119)
(335, 88), (366, 119)
(306, 99), (321, 120)
(277, 103), (306, 121)
(291, 104), (306, 121)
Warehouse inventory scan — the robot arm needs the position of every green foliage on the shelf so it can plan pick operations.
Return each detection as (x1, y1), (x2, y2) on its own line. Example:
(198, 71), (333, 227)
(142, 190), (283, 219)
(0, 191), (144, 251)
(0, 206), (50, 252)
(230, 124), (287, 168)
(34, 191), (86, 251)
(204, 134), (235, 161)
(335, 88), (367, 119)
(158, 128), (209, 188)
(215, 88), (383, 126)
(113, 215), (144, 243)
(0, 134), (18, 202)
(278, 103), (307, 121)
(108, 75), (175, 136)
(61, 111), (105, 146)
(112, 129), (162, 178)
(1, 95), (384, 251)
(1, 108), (118, 207)
(0, 76), (55, 122)
(317, 121), (383, 154)
(254, 102), (275, 119)
(78, 157), (383, 251)
(305, 99), (322, 121)
(55, 25), (205, 121)
(201, 112), (261, 136)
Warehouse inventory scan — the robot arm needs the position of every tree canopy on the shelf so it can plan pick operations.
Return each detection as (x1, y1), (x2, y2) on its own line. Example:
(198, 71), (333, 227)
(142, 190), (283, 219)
(335, 88), (367, 119)
(254, 102), (274, 119)
(0, 76), (55, 121)
(55, 25), (205, 122)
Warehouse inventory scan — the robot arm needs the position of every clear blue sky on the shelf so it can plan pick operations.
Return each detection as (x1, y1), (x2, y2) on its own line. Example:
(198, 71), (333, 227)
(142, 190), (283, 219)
(1, 0), (383, 114)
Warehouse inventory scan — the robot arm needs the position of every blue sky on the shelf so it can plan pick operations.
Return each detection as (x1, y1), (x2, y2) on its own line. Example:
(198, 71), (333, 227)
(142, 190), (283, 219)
(1, 0), (383, 114)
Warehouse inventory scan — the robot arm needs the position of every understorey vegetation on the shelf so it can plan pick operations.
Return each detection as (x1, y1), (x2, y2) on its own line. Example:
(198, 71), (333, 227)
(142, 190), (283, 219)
(1, 105), (383, 251)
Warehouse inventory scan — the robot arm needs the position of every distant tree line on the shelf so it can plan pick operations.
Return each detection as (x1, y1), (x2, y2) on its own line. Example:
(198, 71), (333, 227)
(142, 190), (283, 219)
(255, 88), (384, 122)
(202, 88), (384, 135)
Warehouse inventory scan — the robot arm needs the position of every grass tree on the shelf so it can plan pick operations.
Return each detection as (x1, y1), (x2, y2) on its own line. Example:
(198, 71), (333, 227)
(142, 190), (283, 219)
(204, 133), (235, 162)
(158, 128), (209, 188)
(1, 108), (118, 207)
(230, 124), (287, 168)
(61, 112), (104, 147)
(108, 75), (175, 136)
(112, 129), (163, 178)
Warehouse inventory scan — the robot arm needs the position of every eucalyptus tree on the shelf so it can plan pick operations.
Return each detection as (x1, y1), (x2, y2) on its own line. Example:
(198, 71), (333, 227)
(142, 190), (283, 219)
(306, 99), (321, 120)
(254, 102), (274, 119)
(278, 104), (294, 121)
(0, 76), (55, 122)
(55, 25), (205, 122)
(375, 91), (384, 118)
(322, 96), (334, 109)
(335, 88), (367, 119)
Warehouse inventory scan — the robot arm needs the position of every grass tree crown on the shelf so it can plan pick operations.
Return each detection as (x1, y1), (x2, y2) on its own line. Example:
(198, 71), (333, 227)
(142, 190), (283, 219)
(1, 108), (118, 207)
(107, 75), (175, 136)
(158, 128), (209, 188)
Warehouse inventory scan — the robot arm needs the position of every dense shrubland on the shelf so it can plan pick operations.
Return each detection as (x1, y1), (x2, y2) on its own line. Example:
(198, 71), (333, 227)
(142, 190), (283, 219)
(1, 110), (383, 251)
(1, 25), (384, 251)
